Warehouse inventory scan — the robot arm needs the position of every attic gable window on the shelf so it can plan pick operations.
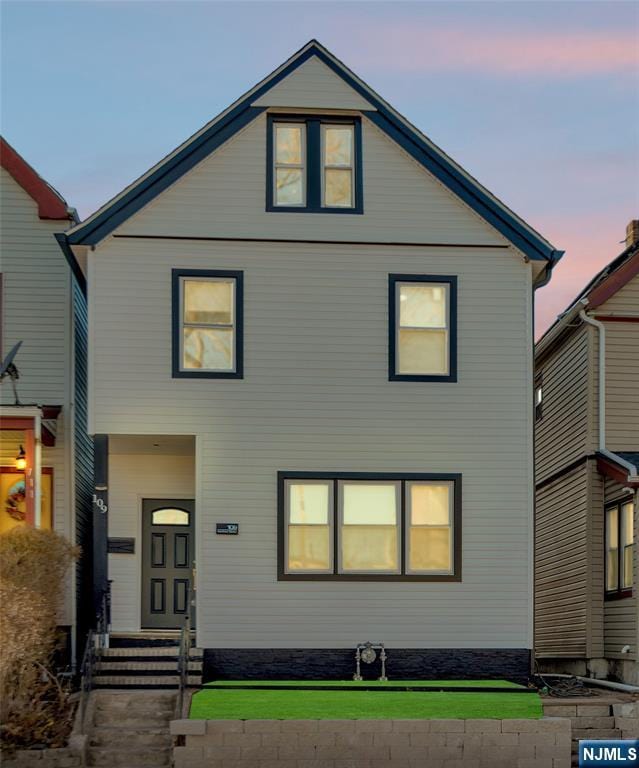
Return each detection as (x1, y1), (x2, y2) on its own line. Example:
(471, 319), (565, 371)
(172, 269), (244, 379)
(267, 115), (363, 214)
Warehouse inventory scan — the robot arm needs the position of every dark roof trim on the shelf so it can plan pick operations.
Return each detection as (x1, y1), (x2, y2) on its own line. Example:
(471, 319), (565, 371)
(64, 41), (560, 266)
(588, 248), (639, 309)
(1, 137), (74, 220)
(67, 106), (265, 246)
(537, 240), (639, 351)
(55, 233), (87, 294)
(596, 451), (639, 487)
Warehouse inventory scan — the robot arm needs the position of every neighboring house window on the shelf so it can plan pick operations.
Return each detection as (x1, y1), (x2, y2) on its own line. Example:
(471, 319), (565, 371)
(389, 275), (457, 382)
(267, 115), (363, 214)
(535, 378), (543, 421)
(279, 472), (461, 581)
(172, 269), (243, 378)
(605, 500), (635, 597)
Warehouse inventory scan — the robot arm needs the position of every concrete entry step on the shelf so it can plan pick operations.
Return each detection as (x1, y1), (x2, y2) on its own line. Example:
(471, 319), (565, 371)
(86, 691), (176, 768)
(93, 674), (201, 688)
(101, 646), (203, 658)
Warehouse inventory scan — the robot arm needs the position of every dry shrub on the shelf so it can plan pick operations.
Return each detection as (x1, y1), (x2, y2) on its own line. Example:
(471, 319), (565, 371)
(0, 527), (78, 751)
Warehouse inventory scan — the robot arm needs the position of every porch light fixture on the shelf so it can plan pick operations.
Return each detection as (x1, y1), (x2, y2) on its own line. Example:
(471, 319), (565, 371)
(15, 446), (27, 471)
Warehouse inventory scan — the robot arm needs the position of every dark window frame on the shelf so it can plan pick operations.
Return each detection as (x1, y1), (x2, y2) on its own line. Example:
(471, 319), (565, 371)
(171, 268), (244, 379)
(388, 274), (458, 382)
(266, 114), (363, 214)
(277, 471), (462, 582)
(605, 497), (635, 601)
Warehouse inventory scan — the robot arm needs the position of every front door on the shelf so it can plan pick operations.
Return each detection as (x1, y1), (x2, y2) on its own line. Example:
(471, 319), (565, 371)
(141, 498), (195, 629)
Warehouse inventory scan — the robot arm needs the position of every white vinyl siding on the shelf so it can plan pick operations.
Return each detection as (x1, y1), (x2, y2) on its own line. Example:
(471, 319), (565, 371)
(119, 115), (508, 247)
(251, 56), (374, 111)
(0, 168), (74, 626)
(89, 236), (533, 648)
(107, 451), (195, 632)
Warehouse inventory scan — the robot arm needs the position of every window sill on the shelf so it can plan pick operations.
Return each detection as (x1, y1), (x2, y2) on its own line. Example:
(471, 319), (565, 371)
(389, 373), (458, 383)
(172, 370), (244, 379)
(266, 204), (363, 215)
(279, 573), (461, 582)
(604, 589), (634, 601)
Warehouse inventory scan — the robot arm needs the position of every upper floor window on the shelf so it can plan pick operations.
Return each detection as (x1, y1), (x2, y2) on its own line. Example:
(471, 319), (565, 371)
(172, 269), (244, 379)
(389, 275), (457, 382)
(606, 499), (634, 598)
(267, 115), (363, 214)
(279, 472), (461, 581)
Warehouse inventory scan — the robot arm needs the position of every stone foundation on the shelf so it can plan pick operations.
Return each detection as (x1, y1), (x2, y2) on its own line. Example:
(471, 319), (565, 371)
(1, 747), (82, 768)
(171, 717), (571, 767)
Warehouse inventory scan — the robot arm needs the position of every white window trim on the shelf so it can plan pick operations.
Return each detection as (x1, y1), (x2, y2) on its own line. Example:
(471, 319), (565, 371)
(395, 281), (450, 376)
(284, 479), (334, 575)
(337, 480), (402, 575)
(320, 123), (355, 209)
(405, 480), (454, 576)
(179, 276), (236, 373)
(273, 122), (307, 207)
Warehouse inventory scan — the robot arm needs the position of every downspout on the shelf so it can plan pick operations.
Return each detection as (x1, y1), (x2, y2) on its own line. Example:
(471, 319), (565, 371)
(579, 309), (605, 450)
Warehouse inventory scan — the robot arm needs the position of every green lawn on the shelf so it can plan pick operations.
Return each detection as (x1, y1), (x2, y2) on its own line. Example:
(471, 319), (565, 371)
(190, 682), (542, 720)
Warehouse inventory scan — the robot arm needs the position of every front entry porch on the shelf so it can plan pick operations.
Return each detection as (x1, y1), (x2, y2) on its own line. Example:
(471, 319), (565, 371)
(94, 434), (196, 636)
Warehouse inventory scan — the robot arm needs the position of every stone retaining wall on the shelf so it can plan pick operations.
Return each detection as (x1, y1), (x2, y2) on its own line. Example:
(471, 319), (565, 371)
(171, 717), (571, 767)
(1, 747), (82, 768)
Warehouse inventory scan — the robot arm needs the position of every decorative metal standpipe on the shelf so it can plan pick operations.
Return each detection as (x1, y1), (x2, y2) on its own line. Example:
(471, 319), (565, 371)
(378, 644), (388, 682)
(353, 646), (363, 681)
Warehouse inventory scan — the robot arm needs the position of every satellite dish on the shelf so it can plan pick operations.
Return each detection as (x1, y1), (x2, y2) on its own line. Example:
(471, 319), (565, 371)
(0, 341), (23, 405)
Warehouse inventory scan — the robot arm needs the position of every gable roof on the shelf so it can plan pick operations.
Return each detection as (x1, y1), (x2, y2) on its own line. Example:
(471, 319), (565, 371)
(536, 236), (639, 358)
(1, 137), (76, 221)
(62, 40), (562, 273)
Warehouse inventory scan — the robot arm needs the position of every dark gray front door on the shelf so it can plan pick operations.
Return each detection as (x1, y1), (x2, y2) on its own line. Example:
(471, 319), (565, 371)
(141, 498), (195, 629)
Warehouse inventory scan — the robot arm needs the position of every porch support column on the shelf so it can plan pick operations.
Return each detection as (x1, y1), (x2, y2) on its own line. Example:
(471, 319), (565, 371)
(92, 434), (109, 625)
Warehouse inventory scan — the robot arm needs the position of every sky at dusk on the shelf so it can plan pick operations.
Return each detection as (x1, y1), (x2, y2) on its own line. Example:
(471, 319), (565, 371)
(2, 1), (638, 337)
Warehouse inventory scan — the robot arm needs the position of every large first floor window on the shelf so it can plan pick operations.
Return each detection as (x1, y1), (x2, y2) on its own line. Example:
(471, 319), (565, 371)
(172, 268), (244, 378)
(278, 472), (461, 581)
(606, 499), (635, 598)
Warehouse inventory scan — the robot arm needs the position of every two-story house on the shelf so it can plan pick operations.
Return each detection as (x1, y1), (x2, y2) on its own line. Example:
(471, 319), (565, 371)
(0, 137), (93, 666)
(535, 220), (638, 686)
(57, 41), (562, 681)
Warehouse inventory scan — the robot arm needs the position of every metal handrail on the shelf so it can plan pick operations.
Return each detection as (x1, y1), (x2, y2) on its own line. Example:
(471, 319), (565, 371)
(77, 585), (110, 732)
(176, 585), (193, 717)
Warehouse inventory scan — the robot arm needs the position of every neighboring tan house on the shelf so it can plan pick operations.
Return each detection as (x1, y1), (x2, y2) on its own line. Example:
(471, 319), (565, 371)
(535, 220), (639, 685)
(0, 137), (93, 667)
(58, 40), (562, 682)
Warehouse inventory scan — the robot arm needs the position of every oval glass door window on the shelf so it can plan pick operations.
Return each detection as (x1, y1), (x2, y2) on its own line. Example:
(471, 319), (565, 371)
(152, 508), (190, 526)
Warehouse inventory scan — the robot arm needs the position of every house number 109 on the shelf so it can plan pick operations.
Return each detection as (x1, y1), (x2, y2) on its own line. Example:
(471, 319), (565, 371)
(93, 495), (108, 514)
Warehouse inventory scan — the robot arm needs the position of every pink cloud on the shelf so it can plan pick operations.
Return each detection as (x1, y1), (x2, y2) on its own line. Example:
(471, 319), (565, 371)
(344, 21), (639, 77)
(534, 210), (634, 339)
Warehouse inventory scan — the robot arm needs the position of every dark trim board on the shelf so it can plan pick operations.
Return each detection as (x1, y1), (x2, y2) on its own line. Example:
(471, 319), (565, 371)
(277, 471), (462, 582)
(203, 648), (532, 684)
(114, 234), (510, 249)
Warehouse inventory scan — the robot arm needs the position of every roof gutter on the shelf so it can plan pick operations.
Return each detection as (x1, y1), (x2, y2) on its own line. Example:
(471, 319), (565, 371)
(536, 298), (588, 358)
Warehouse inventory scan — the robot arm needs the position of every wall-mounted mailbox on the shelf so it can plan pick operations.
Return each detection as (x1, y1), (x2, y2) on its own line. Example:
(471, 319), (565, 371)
(216, 523), (239, 535)
(108, 537), (135, 554)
